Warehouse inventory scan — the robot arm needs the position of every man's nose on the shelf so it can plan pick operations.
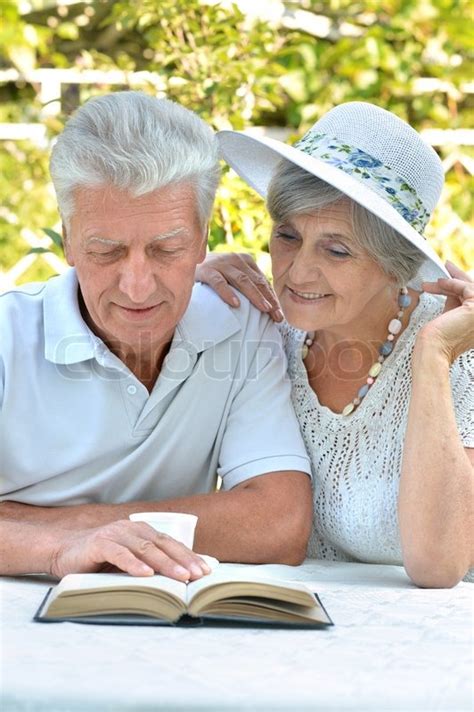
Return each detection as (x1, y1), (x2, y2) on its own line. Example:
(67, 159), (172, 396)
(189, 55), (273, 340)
(118, 255), (157, 304)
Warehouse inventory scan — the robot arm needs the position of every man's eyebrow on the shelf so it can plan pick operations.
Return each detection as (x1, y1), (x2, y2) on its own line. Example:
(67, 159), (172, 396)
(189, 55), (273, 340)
(84, 228), (189, 247)
(85, 237), (123, 247)
(150, 227), (190, 242)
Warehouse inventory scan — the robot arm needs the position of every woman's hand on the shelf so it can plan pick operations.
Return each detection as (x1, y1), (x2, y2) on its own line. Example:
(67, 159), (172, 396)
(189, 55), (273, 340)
(196, 252), (284, 322)
(419, 261), (474, 363)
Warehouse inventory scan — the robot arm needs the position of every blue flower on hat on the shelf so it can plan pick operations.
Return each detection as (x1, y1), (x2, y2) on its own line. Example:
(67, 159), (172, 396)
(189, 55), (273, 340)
(293, 132), (430, 232)
(349, 150), (383, 168)
(400, 207), (418, 222)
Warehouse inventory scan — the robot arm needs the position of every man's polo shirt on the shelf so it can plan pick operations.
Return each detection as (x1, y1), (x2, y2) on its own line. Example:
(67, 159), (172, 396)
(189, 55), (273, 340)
(0, 269), (310, 505)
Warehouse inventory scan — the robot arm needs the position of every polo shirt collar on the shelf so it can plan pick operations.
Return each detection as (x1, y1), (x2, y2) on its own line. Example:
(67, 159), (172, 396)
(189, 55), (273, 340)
(43, 269), (99, 364)
(176, 283), (241, 353)
(43, 269), (242, 365)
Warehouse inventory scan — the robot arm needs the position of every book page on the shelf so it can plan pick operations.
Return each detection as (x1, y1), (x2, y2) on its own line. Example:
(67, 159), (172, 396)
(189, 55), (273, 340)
(185, 563), (314, 605)
(50, 572), (187, 604)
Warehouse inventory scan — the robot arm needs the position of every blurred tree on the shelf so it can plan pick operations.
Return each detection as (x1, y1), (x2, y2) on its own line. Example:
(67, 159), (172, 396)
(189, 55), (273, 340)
(0, 0), (472, 285)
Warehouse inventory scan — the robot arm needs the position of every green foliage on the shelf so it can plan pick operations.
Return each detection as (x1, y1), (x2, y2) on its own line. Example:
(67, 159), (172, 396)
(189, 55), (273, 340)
(41, 227), (63, 247)
(0, 0), (472, 287)
(0, 139), (60, 278)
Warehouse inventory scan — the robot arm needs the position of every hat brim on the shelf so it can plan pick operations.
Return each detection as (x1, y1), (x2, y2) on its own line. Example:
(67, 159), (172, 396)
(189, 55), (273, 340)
(217, 130), (449, 284)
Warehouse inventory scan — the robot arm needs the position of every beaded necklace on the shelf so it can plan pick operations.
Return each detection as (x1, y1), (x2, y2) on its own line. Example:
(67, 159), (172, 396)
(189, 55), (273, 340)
(302, 287), (412, 416)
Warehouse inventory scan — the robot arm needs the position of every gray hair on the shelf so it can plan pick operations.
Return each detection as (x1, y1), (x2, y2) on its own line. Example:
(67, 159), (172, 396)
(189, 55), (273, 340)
(50, 91), (220, 229)
(267, 160), (424, 286)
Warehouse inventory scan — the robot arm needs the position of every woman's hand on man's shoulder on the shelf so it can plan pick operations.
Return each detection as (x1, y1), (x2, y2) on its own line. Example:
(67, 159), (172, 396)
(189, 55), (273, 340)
(195, 252), (284, 322)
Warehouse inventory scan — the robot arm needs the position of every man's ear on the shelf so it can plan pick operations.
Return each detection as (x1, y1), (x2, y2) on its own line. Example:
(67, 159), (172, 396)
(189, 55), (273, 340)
(197, 224), (209, 264)
(62, 224), (74, 266)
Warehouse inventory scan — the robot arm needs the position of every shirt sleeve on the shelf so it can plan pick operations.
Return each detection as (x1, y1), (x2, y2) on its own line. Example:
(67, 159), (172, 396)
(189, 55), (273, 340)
(0, 356), (4, 410)
(0, 299), (6, 411)
(451, 348), (474, 448)
(218, 312), (311, 490)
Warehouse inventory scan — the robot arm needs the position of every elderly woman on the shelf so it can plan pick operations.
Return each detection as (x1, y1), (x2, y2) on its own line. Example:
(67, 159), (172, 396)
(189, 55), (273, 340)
(197, 102), (474, 586)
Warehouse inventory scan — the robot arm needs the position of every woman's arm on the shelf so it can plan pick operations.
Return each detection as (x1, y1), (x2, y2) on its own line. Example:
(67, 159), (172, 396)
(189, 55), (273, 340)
(399, 267), (474, 588)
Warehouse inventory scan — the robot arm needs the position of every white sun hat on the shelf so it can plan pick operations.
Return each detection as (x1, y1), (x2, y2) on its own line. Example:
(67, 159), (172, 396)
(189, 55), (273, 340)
(217, 102), (449, 284)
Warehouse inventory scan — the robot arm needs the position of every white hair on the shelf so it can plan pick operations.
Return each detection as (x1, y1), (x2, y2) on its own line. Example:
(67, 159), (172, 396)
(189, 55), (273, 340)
(267, 160), (424, 286)
(50, 91), (220, 229)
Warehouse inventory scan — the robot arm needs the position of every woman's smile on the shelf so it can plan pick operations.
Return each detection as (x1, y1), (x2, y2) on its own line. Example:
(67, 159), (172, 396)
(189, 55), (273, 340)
(286, 286), (332, 304)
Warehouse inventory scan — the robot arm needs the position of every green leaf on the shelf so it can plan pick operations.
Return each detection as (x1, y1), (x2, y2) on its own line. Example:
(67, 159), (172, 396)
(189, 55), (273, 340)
(28, 247), (50, 254)
(42, 228), (63, 248)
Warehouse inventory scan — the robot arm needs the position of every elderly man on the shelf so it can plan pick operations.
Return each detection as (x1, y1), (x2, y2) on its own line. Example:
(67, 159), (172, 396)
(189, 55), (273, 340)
(0, 91), (312, 582)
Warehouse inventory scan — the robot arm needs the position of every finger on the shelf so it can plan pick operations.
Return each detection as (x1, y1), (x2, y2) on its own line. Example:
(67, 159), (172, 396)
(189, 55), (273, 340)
(248, 273), (280, 314)
(437, 278), (474, 299)
(196, 267), (241, 307)
(205, 256), (284, 320)
(97, 535), (192, 581)
(235, 252), (260, 274)
(422, 282), (462, 312)
(268, 309), (284, 322)
(204, 271), (241, 307)
(239, 261), (283, 320)
(445, 260), (473, 282)
(423, 278), (474, 300)
(422, 281), (458, 296)
(132, 536), (197, 581)
(148, 532), (211, 580)
(97, 523), (200, 581)
(92, 539), (156, 578)
(422, 286), (463, 314)
(237, 257), (279, 301)
(226, 267), (274, 312)
(130, 524), (211, 578)
(199, 253), (280, 313)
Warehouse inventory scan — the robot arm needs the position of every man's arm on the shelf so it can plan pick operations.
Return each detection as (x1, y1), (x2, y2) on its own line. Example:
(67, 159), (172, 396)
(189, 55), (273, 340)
(1, 471), (312, 574)
(0, 516), (213, 580)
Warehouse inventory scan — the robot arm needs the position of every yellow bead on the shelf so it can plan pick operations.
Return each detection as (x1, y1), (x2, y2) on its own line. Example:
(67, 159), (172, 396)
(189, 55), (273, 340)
(369, 362), (382, 378)
(302, 344), (309, 359)
(342, 403), (355, 416)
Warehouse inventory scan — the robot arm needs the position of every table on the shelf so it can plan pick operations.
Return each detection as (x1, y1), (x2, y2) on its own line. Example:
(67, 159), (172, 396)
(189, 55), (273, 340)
(1, 560), (472, 711)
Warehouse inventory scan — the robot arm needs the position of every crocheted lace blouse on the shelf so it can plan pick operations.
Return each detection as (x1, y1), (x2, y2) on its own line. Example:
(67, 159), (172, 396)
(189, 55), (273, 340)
(280, 292), (474, 581)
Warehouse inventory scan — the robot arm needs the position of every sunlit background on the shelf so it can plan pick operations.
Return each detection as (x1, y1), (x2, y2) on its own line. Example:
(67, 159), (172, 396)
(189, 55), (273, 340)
(1, 0), (472, 290)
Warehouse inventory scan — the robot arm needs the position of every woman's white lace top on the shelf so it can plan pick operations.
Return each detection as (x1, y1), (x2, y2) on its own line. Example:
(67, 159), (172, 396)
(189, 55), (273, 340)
(280, 292), (474, 578)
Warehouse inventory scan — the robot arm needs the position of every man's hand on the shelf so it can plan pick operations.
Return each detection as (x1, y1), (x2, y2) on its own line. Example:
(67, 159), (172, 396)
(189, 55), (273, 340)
(50, 520), (211, 581)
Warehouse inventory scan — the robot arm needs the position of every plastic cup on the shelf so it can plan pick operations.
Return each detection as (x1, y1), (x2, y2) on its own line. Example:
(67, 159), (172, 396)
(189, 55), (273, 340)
(129, 512), (198, 549)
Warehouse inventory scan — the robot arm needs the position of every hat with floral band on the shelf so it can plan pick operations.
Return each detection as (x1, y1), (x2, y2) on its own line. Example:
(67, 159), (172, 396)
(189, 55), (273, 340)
(217, 101), (449, 284)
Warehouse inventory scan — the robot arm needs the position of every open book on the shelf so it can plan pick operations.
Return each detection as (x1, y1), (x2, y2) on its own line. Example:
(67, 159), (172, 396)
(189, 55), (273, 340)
(34, 563), (333, 627)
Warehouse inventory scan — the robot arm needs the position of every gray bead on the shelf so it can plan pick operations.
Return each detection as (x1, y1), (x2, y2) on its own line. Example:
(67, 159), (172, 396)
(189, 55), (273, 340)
(398, 293), (411, 308)
(379, 340), (393, 356)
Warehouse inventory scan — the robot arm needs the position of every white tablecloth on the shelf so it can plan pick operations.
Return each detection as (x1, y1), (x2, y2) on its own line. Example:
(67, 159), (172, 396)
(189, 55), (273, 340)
(1, 560), (472, 711)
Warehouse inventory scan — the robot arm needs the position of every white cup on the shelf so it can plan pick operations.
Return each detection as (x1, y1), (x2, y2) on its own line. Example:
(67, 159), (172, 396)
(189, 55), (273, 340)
(129, 512), (198, 550)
